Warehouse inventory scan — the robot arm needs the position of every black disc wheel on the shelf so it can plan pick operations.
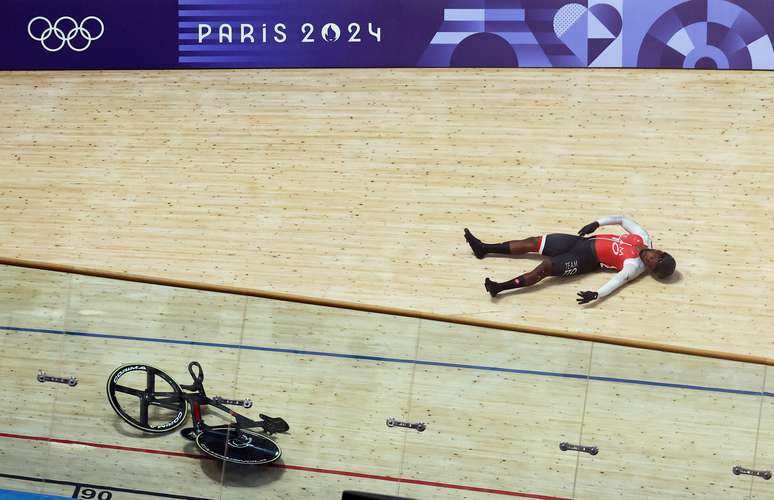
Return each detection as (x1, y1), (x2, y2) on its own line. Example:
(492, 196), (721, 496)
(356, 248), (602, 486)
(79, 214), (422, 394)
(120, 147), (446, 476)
(195, 426), (281, 465)
(106, 364), (189, 433)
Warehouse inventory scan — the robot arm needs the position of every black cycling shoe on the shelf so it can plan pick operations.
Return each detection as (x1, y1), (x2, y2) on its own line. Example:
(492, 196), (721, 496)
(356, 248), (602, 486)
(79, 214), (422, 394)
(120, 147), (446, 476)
(484, 278), (498, 297)
(464, 228), (486, 259)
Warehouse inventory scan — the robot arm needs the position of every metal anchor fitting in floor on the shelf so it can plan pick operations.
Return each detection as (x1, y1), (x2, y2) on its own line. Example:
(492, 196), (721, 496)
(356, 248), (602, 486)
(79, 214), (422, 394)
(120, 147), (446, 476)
(37, 370), (78, 387)
(733, 466), (771, 480)
(386, 418), (426, 432)
(559, 442), (598, 455)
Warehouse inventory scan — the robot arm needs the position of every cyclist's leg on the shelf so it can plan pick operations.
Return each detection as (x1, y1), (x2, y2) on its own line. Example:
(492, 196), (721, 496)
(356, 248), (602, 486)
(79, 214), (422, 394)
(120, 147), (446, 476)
(484, 259), (552, 296)
(465, 228), (542, 258)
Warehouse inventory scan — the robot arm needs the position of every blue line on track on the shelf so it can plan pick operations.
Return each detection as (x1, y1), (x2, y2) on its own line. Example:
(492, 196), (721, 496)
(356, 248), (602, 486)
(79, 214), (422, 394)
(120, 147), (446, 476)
(2, 325), (770, 398)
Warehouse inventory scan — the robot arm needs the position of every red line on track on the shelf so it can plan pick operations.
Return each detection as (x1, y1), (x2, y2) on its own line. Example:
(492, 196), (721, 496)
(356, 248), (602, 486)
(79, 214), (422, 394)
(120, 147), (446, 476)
(277, 464), (567, 499)
(0, 432), (206, 460)
(0, 432), (570, 500)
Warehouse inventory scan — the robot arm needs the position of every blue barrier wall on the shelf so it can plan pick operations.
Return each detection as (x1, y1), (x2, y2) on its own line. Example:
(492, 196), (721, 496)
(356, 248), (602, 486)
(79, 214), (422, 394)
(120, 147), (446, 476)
(3, 0), (774, 70)
(0, 489), (69, 500)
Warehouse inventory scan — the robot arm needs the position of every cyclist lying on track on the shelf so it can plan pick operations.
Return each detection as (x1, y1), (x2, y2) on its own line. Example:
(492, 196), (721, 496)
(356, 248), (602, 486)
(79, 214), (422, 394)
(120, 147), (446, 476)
(464, 215), (676, 304)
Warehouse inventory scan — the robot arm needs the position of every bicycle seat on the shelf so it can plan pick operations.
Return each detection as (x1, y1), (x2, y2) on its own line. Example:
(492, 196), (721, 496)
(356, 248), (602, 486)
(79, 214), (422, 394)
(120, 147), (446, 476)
(260, 414), (289, 433)
(188, 362), (204, 382)
(181, 362), (205, 392)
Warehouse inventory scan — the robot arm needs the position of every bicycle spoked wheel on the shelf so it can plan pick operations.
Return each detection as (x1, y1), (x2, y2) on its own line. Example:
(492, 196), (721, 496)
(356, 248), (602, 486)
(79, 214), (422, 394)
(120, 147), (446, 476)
(196, 426), (282, 465)
(106, 364), (189, 433)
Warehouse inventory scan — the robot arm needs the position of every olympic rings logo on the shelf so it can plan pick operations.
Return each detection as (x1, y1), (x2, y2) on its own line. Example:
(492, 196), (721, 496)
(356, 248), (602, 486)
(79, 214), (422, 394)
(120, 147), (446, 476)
(27, 16), (104, 52)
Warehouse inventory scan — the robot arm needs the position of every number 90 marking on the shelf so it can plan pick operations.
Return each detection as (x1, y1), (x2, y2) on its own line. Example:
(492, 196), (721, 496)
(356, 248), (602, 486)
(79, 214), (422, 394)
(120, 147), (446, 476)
(78, 489), (112, 500)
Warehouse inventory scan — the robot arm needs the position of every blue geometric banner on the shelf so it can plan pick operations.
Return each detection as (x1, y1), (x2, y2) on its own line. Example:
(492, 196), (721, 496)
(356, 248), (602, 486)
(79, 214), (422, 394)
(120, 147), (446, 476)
(3, 0), (773, 70)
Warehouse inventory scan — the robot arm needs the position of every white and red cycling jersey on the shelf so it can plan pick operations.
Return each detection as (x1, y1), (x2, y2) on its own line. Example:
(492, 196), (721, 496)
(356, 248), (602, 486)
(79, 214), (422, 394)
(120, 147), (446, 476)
(591, 216), (653, 298)
(592, 233), (646, 271)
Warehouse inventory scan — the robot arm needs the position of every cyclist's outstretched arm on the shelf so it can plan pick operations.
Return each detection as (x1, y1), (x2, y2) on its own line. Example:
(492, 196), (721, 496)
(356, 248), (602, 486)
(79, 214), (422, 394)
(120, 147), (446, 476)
(577, 260), (644, 304)
(578, 215), (652, 246)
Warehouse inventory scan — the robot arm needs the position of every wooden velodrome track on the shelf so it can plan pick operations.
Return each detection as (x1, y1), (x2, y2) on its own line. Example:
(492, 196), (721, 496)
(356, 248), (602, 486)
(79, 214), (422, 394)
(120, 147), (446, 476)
(1, 264), (772, 499)
(0, 68), (772, 358)
(0, 68), (773, 499)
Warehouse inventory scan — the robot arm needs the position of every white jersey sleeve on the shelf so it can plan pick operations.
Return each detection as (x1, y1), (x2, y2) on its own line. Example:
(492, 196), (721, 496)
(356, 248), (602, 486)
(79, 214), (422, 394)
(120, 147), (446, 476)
(596, 258), (646, 298)
(596, 215), (652, 248)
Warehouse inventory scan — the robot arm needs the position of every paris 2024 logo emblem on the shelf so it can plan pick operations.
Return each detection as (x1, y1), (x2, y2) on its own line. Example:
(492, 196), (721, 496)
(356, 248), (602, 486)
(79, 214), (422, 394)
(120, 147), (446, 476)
(28, 16), (104, 52)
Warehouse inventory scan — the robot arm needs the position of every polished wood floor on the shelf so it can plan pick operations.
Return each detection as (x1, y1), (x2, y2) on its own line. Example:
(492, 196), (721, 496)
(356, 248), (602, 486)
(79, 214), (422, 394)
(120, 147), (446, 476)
(0, 265), (770, 499)
(2, 68), (771, 358)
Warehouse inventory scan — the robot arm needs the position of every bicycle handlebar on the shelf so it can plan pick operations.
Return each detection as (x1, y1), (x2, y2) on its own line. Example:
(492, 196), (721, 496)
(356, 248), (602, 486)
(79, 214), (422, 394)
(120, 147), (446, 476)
(260, 414), (290, 434)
